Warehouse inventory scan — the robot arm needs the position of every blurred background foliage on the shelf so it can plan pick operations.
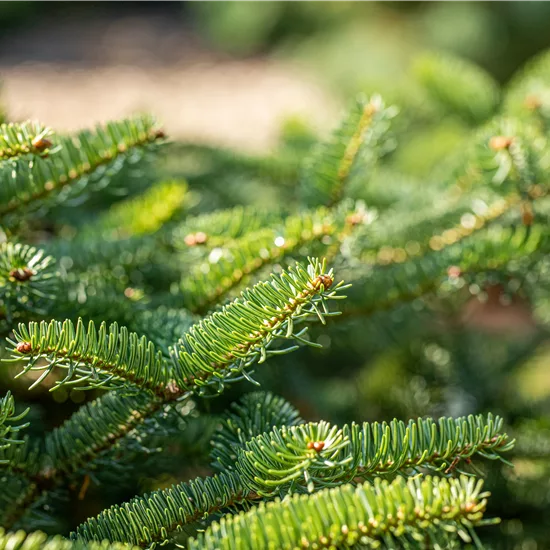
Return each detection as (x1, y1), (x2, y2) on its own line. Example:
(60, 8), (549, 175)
(2, 2), (550, 548)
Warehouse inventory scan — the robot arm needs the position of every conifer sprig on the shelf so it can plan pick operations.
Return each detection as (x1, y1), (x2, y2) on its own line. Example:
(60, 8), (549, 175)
(0, 528), (135, 550)
(190, 475), (493, 550)
(0, 392), (29, 455)
(43, 391), (162, 475)
(8, 319), (173, 398)
(172, 258), (347, 393)
(0, 116), (164, 219)
(300, 95), (396, 208)
(70, 394), (512, 549)
(0, 242), (58, 321)
(236, 414), (513, 496)
(0, 122), (54, 162)
(71, 471), (252, 548)
(172, 205), (284, 251)
(178, 208), (342, 313)
(8, 260), (346, 398)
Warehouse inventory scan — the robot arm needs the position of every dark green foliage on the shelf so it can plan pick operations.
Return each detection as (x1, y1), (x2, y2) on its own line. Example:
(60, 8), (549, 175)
(0, 528), (134, 550)
(2, 46), (550, 549)
(210, 391), (303, 471)
(0, 243), (58, 322)
(0, 122), (54, 162)
(70, 394), (512, 548)
(300, 95), (396, 208)
(236, 414), (512, 496)
(0, 392), (29, 454)
(189, 475), (493, 550)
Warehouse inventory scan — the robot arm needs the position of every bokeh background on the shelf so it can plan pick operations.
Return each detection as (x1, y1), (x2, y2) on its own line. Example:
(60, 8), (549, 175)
(2, 2), (550, 152)
(3, 2), (550, 548)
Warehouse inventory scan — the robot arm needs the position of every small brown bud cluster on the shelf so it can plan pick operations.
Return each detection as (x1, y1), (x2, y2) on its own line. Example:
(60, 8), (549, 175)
(31, 137), (52, 151)
(524, 95), (542, 111)
(489, 136), (513, 151)
(314, 274), (333, 290)
(9, 267), (34, 282)
(16, 341), (32, 354)
(346, 212), (366, 226)
(184, 232), (208, 247)
(447, 266), (462, 279)
(307, 440), (325, 452)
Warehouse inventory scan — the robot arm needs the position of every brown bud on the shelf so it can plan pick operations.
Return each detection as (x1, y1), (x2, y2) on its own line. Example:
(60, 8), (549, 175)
(346, 212), (365, 226)
(9, 267), (33, 282)
(31, 137), (52, 151)
(447, 266), (462, 279)
(153, 129), (166, 140)
(194, 231), (207, 244)
(524, 95), (542, 111)
(16, 341), (32, 354)
(307, 441), (315, 449)
(184, 232), (207, 247)
(489, 136), (513, 151)
(312, 441), (325, 452)
(315, 274), (333, 290)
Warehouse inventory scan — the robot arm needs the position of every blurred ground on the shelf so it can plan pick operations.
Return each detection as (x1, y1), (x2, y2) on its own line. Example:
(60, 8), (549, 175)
(0, 8), (338, 152)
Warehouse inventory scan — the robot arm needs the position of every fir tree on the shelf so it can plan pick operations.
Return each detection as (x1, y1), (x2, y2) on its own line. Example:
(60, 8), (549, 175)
(1, 49), (550, 549)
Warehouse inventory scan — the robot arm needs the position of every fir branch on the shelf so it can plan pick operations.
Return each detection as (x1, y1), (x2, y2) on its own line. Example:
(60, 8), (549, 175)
(43, 391), (163, 476)
(344, 216), (550, 319)
(361, 184), (546, 267)
(178, 208), (342, 313)
(8, 319), (174, 398)
(0, 116), (164, 219)
(0, 392), (29, 455)
(210, 391), (303, 472)
(0, 122), (54, 162)
(1, 391), (175, 529)
(415, 51), (500, 125)
(171, 205), (285, 251)
(190, 475), (495, 550)
(236, 414), (513, 496)
(0, 242), (58, 322)
(70, 397), (511, 549)
(300, 95), (396, 208)
(8, 260), (345, 397)
(70, 471), (255, 548)
(0, 528), (135, 550)
(82, 180), (189, 240)
(172, 258), (347, 393)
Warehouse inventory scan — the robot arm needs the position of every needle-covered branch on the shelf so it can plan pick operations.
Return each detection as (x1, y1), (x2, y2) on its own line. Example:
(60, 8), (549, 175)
(0, 116), (164, 219)
(236, 414), (513, 496)
(8, 319), (173, 398)
(178, 208), (345, 313)
(190, 475), (495, 550)
(0, 392), (29, 457)
(70, 393), (512, 549)
(0, 242), (58, 322)
(0, 122), (54, 162)
(8, 260), (346, 398)
(172, 258), (347, 394)
(300, 94), (396, 208)
(0, 528), (135, 550)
